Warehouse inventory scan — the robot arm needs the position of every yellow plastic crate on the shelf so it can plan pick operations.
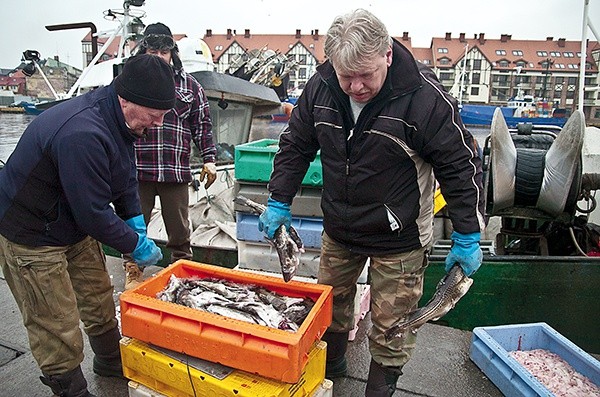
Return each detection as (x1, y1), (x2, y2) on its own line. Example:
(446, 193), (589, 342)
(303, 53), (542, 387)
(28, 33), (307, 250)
(120, 337), (326, 397)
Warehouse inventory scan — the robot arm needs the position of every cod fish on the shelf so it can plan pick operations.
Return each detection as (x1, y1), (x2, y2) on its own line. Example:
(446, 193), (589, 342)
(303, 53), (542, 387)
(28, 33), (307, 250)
(385, 264), (473, 340)
(233, 195), (305, 282)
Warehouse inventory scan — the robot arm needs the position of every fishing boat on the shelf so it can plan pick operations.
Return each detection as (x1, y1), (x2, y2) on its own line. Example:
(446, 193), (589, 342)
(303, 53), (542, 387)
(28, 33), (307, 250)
(460, 87), (567, 128)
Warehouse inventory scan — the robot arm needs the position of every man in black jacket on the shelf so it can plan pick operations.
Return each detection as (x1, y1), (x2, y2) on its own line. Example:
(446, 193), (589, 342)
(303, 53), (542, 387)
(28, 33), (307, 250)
(0, 54), (175, 397)
(259, 9), (485, 397)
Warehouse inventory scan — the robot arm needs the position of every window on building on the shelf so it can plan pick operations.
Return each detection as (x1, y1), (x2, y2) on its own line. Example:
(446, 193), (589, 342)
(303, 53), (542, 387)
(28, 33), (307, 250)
(215, 45), (223, 51)
(536, 51), (548, 56)
(438, 48), (448, 53)
(498, 60), (510, 67)
(566, 90), (575, 99)
(563, 52), (574, 58)
(585, 77), (594, 85)
(595, 109), (600, 118)
(550, 51), (561, 57)
(555, 77), (564, 83)
(516, 75), (530, 84)
(554, 90), (562, 98)
(567, 64), (578, 69)
(497, 88), (509, 101)
(515, 61), (527, 68)
(496, 50), (506, 55)
(470, 87), (479, 96)
(439, 72), (453, 81)
(554, 63), (565, 69)
(422, 59), (430, 64)
(298, 68), (307, 79)
(473, 59), (482, 70)
(568, 77), (577, 85)
(439, 58), (451, 65)
(298, 54), (307, 65)
(472, 73), (480, 84)
(512, 50), (523, 56)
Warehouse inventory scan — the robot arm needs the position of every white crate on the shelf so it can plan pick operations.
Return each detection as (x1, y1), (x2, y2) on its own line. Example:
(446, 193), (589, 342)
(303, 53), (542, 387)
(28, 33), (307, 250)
(128, 381), (167, 397)
(349, 284), (371, 341)
(311, 379), (333, 397)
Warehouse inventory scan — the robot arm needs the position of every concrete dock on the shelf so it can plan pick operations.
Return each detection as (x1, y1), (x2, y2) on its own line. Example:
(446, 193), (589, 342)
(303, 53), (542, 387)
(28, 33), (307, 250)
(0, 256), (503, 397)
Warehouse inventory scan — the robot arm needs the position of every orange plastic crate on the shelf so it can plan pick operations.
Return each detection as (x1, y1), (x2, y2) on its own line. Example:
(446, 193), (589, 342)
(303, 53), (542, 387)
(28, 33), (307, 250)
(120, 260), (333, 383)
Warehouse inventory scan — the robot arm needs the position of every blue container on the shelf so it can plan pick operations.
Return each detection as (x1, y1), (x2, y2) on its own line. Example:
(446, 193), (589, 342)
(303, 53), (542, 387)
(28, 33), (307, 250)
(470, 322), (600, 397)
(236, 212), (323, 249)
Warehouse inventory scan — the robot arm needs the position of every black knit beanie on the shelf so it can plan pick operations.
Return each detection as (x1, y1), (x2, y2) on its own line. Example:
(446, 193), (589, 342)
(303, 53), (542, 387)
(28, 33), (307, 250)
(144, 22), (173, 37)
(114, 54), (175, 110)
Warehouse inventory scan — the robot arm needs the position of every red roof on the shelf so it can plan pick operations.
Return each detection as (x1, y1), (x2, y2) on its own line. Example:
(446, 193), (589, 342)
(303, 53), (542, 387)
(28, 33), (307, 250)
(431, 33), (598, 72)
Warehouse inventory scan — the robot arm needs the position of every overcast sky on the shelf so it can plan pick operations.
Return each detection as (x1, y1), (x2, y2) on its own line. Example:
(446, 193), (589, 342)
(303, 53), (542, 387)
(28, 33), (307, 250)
(0, 0), (597, 70)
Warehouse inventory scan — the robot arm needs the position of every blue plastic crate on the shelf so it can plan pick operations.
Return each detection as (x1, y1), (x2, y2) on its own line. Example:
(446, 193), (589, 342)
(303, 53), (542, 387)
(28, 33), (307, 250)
(470, 322), (600, 397)
(236, 212), (323, 249)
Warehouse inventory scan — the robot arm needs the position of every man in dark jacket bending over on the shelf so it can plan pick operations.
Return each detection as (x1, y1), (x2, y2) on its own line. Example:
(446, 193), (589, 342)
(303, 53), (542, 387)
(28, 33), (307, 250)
(0, 54), (175, 397)
(258, 9), (486, 397)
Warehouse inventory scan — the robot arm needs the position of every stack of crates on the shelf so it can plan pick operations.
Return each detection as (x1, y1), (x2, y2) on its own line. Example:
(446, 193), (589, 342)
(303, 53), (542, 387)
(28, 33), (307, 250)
(234, 138), (325, 278)
(233, 138), (370, 340)
(119, 260), (334, 397)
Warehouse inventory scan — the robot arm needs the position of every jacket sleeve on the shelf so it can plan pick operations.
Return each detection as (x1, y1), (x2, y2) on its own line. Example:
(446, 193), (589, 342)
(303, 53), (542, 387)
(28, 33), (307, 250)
(269, 78), (321, 204)
(414, 69), (485, 235)
(53, 132), (139, 254)
(189, 77), (217, 163)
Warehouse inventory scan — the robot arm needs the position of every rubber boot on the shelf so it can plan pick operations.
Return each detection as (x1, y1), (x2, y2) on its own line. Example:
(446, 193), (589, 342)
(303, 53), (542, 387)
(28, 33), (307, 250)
(124, 260), (143, 290)
(39, 365), (96, 397)
(365, 358), (403, 397)
(88, 326), (124, 379)
(322, 331), (349, 378)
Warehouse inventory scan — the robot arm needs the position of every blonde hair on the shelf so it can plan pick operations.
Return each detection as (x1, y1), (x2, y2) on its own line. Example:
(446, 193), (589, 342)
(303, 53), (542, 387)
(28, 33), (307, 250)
(324, 9), (391, 74)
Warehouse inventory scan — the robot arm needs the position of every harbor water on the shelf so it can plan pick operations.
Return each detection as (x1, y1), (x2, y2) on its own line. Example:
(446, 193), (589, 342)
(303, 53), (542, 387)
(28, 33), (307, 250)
(0, 112), (491, 164)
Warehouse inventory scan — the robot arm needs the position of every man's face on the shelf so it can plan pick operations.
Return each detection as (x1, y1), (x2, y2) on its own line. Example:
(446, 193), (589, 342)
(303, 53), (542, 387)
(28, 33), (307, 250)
(119, 98), (169, 136)
(146, 48), (172, 65)
(335, 46), (392, 103)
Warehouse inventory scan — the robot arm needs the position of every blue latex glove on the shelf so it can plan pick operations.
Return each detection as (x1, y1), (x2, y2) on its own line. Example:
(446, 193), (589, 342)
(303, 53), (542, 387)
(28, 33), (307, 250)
(445, 231), (483, 276)
(258, 198), (292, 239)
(125, 214), (147, 237)
(132, 235), (163, 267)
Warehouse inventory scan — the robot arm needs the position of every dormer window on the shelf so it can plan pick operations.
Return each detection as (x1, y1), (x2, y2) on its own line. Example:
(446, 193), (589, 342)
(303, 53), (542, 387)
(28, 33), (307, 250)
(437, 48), (448, 53)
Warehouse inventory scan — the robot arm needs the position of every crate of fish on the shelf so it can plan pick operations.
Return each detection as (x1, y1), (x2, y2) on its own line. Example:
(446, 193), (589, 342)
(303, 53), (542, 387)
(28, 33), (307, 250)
(470, 322), (600, 397)
(234, 139), (323, 186)
(121, 337), (326, 397)
(120, 260), (333, 383)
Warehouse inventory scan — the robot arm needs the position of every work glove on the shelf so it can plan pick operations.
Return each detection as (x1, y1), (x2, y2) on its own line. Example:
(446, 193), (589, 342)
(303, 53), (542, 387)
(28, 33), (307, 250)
(132, 235), (163, 267)
(125, 214), (147, 237)
(445, 231), (483, 276)
(126, 215), (162, 267)
(258, 197), (292, 239)
(199, 162), (217, 189)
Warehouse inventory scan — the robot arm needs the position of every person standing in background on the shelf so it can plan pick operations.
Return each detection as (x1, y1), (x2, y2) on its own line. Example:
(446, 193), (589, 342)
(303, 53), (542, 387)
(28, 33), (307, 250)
(124, 22), (217, 289)
(0, 54), (174, 397)
(258, 9), (485, 397)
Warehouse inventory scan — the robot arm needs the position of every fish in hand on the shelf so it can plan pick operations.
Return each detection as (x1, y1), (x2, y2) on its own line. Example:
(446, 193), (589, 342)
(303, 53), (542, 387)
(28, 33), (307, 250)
(233, 195), (305, 282)
(384, 264), (473, 340)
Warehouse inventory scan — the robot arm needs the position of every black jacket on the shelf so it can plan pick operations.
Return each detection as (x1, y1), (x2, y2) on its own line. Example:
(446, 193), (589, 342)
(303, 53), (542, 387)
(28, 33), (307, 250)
(0, 84), (141, 253)
(269, 40), (485, 254)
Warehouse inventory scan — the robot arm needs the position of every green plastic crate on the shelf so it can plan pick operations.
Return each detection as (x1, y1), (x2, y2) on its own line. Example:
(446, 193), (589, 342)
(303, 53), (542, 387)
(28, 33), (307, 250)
(234, 139), (323, 186)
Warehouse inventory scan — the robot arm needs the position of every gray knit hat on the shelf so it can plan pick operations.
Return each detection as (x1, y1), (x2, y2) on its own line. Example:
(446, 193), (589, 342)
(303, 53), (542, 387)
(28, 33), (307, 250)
(114, 54), (175, 110)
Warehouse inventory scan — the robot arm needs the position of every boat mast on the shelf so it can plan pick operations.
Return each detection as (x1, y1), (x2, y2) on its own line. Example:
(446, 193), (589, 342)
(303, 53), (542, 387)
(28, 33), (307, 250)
(458, 44), (468, 106)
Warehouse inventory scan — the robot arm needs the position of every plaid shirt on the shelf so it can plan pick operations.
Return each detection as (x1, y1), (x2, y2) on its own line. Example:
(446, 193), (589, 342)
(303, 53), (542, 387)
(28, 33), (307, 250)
(134, 68), (216, 183)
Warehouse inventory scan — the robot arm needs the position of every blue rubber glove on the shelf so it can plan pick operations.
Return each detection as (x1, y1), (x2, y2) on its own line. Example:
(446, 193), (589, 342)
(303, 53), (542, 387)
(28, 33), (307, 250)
(258, 198), (292, 239)
(125, 214), (147, 237)
(445, 231), (483, 276)
(132, 235), (163, 267)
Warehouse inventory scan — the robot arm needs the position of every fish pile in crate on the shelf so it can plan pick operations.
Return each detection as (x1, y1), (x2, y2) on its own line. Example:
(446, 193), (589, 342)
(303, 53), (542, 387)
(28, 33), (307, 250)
(119, 260), (334, 397)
